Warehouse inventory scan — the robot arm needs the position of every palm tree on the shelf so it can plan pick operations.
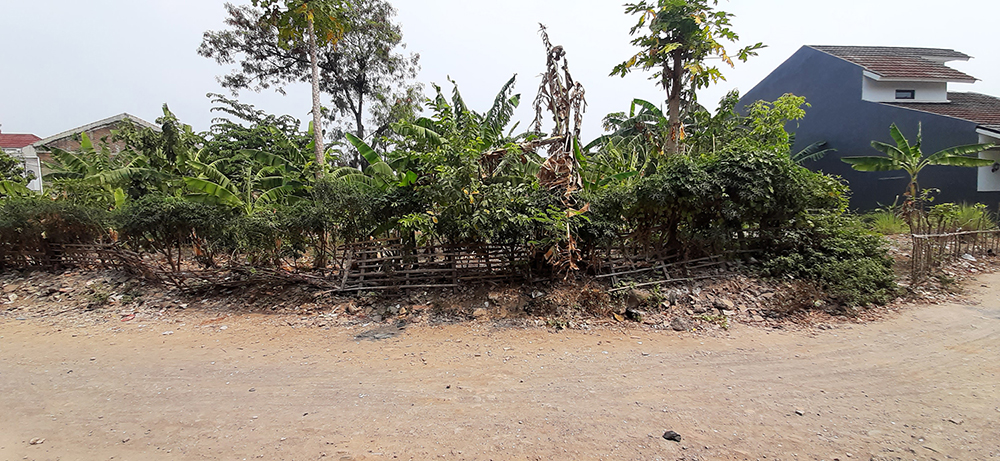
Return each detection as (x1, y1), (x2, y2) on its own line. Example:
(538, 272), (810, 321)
(842, 123), (994, 199)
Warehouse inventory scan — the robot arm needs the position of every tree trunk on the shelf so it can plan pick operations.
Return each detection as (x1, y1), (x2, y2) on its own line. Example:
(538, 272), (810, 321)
(307, 16), (325, 178)
(665, 52), (684, 156)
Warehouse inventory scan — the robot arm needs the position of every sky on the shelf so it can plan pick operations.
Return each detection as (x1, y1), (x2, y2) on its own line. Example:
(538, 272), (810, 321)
(1, 0), (998, 143)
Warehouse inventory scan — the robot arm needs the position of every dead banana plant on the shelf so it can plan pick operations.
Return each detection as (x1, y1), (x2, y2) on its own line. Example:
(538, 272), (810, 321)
(533, 24), (587, 200)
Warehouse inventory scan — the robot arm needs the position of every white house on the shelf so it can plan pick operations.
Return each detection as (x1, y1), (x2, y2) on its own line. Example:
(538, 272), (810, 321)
(0, 129), (43, 192)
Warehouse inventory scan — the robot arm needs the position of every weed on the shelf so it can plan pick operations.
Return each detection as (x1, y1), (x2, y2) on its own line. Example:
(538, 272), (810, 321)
(696, 313), (729, 330)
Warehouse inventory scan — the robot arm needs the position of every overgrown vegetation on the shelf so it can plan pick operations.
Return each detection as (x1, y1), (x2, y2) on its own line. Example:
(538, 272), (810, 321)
(0, 1), (914, 313)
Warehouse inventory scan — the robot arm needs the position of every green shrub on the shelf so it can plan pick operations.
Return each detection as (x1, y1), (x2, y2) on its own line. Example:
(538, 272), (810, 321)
(761, 213), (898, 308)
(0, 198), (109, 268)
(116, 194), (235, 270)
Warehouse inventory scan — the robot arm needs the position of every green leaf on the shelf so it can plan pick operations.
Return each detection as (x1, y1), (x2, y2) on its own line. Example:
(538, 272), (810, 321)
(926, 143), (995, 165)
(841, 156), (899, 172)
(344, 132), (382, 166)
(183, 177), (244, 208)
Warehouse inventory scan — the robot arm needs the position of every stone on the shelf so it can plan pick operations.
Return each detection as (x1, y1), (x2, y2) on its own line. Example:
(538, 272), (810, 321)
(715, 298), (735, 310)
(472, 308), (488, 320)
(662, 431), (682, 442)
(670, 317), (687, 332)
(962, 254), (977, 262)
(627, 289), (652, 309)
(692, 304), (708, 314)
(795, 409), (805, 416)
(29, 438), (44, 445)
(625, 308), (645, 323)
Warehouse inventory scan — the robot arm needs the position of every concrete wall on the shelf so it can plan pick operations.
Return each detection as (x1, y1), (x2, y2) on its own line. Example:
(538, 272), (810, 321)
(862, 78), (948, 103)
(978, 132), (1000, 192)
(740, 46), (1000, 211)
(3, 146), (43, 192)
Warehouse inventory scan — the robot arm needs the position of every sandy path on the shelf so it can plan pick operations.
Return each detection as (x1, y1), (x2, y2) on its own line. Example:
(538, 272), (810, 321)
(1, 277), (999, 460)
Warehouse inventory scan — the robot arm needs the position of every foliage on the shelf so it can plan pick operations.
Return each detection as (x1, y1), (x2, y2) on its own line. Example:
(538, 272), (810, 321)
(199, 0), (421, 165)
(611, 0), (764, 154)
(920, 202), (997, 233)
(863, 210), (909, 235)
(0, 148), (34, 199)
(0, 149), (32, 184)
(0, 198), (108, 268)
(760, 212), (898, 308)
(842, 123), (995, 199)
(116, 194), (236, 271)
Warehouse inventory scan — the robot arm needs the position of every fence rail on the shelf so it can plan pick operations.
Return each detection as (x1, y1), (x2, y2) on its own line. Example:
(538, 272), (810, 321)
(911, 230), (1000, 282)
(0, 239), (747, 293)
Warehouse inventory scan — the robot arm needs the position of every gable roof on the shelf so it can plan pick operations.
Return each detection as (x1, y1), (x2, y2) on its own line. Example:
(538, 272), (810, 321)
(809, 45), (976, 83)
(886, 92), (1000, 131)
(33, 113), (159, 148)
(0, 132), (42, 149)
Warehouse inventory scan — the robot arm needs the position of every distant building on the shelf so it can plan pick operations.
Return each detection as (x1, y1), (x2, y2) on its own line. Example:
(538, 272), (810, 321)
(0, 129), (44, 192)
(742, 45), (1000, 210)
(32, 113), (160, 175)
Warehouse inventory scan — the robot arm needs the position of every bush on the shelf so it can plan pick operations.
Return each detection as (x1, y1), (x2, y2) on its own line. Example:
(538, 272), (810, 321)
(0, 198), (109, 268)
(116, 194), (235, 270)
(761, 212), (898, 308)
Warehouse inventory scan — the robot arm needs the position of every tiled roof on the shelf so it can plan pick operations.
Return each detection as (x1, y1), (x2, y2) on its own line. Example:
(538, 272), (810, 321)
(0, 133), (42, 149)
(887, 92), (1000, 127)
(810, 45), (976, 82)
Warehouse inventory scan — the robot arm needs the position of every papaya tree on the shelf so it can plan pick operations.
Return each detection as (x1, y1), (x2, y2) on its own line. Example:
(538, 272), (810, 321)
(611, 0), (764, 155)
(251, 0), (349, 175)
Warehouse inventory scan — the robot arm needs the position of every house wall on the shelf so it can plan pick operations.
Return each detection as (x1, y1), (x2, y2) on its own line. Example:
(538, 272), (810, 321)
(862, 78), (948, 103)
(2, 146), (43, 192)
(45, 126), (127, 153)
(38, 125), (130, 177)
(977, 132), (1000, 192)
(740, 46), (1000, 211)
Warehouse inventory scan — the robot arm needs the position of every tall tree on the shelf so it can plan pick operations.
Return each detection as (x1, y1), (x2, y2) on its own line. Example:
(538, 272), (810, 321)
(611, 0), (763, 155)
(199, 1), (420, 166)
(250, 0), (349, 176)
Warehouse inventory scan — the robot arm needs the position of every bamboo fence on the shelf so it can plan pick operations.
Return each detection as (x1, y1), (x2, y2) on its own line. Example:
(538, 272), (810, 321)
(910, 230), (1000, 283)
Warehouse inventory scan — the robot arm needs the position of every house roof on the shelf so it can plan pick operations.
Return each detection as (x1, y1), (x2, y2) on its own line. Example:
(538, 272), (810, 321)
(33, 113), (160, 148)
(809, 45), (977, 83)
(0, 132), (42, 149)
(886, 92), (1000, 131)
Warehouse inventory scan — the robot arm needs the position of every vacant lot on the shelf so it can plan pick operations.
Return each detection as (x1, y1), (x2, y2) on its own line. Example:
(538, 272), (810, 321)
(1, 275), (999, 461)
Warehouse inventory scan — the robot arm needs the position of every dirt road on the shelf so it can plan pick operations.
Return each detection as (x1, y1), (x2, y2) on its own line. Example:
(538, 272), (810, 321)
(2, 276), (999, 461)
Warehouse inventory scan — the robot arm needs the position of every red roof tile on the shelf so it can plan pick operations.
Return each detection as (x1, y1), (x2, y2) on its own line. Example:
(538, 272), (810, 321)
(887, 92), (1000, 127)
(810, 46), (976, 82)
(0, 133), (42, 149)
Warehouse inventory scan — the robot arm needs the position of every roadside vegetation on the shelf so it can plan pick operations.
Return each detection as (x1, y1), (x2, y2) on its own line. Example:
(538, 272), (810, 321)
(18, 0), (996, 317)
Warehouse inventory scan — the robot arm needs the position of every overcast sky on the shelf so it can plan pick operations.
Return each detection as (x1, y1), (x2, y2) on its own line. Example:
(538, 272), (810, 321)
(1, 0), (997, 142)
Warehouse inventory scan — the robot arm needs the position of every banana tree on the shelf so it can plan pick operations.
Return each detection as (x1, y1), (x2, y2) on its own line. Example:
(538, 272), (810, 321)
(183, 149), (304, 215)
(842, 123), (994, 200)
(44, 132), (156, 208)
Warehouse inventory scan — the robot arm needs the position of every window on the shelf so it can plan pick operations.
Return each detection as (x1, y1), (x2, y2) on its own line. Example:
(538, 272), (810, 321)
(895, 90), (916, 100)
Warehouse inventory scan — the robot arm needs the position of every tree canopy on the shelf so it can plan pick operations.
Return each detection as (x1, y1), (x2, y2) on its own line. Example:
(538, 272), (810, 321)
(199, 0), (420, 165)
(611, 0), (763, 155)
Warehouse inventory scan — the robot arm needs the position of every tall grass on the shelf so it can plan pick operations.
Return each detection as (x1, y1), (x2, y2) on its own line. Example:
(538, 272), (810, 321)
(954, 203), (997, 231)
(864, 210), (908, 235)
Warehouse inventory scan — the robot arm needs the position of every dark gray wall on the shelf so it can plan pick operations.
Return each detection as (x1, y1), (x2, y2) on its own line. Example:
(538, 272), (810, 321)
(740, 46), (1000, 211)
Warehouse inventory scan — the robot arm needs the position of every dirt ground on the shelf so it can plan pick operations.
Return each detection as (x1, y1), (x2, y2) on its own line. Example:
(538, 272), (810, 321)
(1, 273), (999, 461)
